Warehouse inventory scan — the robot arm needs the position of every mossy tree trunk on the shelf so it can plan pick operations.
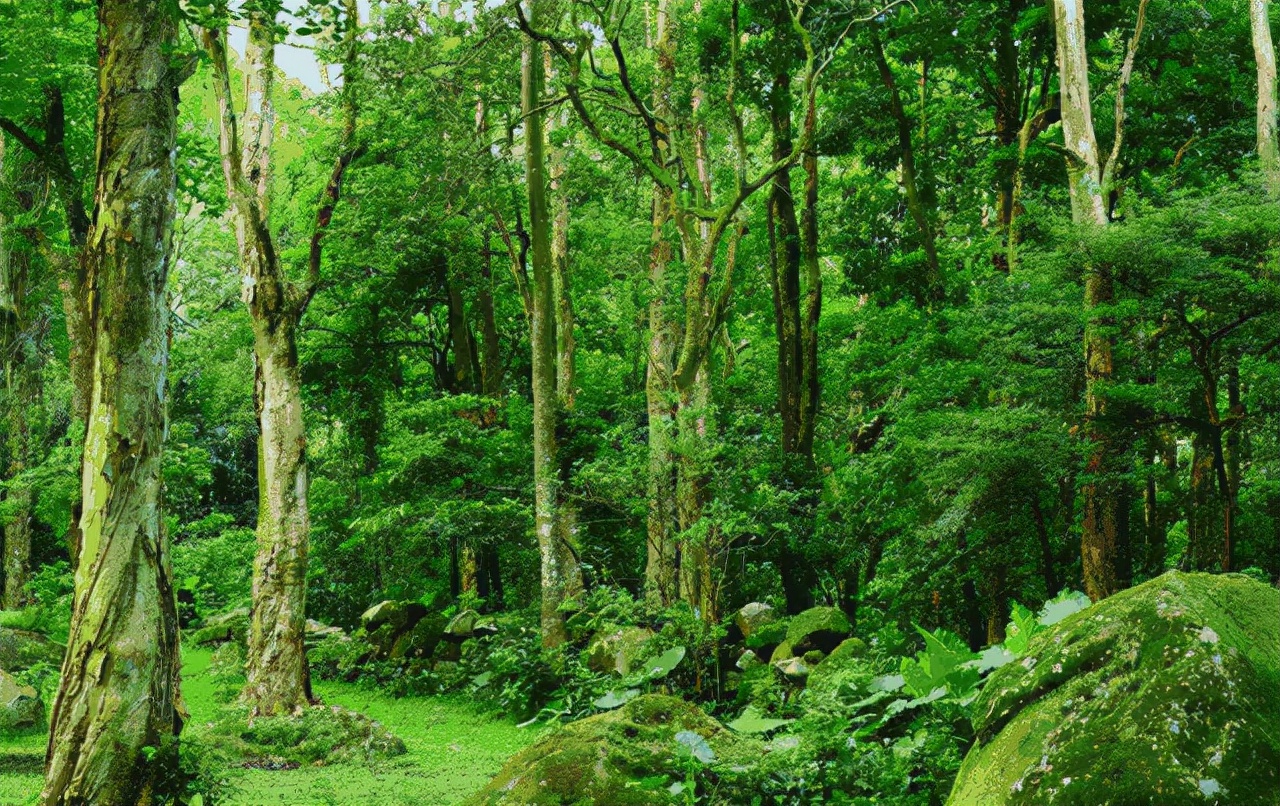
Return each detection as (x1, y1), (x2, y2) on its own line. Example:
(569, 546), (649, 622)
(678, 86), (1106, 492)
(40, 1), (183, 801)
(523, 14), (583, 647)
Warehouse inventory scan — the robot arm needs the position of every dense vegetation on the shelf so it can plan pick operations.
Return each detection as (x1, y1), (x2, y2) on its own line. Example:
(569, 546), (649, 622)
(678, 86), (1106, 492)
(1, 0), (1278, 803)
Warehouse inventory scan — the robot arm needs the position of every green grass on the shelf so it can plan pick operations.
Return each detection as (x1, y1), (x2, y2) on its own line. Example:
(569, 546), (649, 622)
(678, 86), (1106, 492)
(0, 649), (539, 806)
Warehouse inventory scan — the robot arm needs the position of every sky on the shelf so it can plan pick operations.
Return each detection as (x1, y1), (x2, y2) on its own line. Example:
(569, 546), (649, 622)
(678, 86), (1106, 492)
(226, 0), (375, 94)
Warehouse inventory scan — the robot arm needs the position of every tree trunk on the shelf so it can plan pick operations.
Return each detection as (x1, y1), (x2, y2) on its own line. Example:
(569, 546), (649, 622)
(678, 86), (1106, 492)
(871, 33), (943, 301)
(644, 0), (680, 607)
(479, 230), (503, 396)
(446, 278), (476, 392)
(1, 170), (34, 610)
(1055, 0), (1128, 601)
(1253, 0), (1280, 194)
(243, 323), (313, 712)
(523, 22), (582, 647)
(204, 11), (314, 715)
(41, 2), (182, 800)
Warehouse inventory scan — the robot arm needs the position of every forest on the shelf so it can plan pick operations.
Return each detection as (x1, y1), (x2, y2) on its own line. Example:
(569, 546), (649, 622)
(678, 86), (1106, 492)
(1, 0), (1279, 803)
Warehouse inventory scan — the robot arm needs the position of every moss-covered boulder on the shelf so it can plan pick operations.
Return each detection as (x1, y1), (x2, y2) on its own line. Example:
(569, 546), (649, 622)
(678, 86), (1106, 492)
(188, 608), (250, 647)
(785, 606), (851, 655)
(0, 627), (64, 671)
(465, 694), (760, 805)
(361, 599), (428, 633)
(390, 614), (446, 660)
(734, 602), (777, 640)
(0, 670), (43, 730)
(948, 572), (1280, 806)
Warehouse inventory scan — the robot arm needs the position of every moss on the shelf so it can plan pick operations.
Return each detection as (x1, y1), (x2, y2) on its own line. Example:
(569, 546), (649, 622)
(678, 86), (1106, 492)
(465, 694), (761, 805)
(949, 572), (1280, 806)
(744, 619), (788, 652)
(201, 702), (407, 768)
(784, 607), (851, 654)
(806, 638), (868, 695)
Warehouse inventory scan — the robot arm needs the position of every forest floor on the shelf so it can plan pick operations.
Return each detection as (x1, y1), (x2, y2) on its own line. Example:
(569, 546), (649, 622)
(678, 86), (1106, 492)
(0, 649), (537, 806)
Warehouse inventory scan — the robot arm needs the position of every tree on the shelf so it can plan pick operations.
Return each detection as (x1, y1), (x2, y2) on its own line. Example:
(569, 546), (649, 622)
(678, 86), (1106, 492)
(1053, 0), (1148, 601)
(201, 0), (361, 714)
(522, 7), (584, 646)
(40, 0), (185, 801)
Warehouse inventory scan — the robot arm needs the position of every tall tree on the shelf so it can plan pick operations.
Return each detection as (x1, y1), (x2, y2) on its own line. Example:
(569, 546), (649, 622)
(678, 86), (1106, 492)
(40, 0), (184, 801)
(202, 0), (361, 714)
(1053, 0), (1148, 601)
(1253, 0), (1280, 193)
(522, 6), (584, 646)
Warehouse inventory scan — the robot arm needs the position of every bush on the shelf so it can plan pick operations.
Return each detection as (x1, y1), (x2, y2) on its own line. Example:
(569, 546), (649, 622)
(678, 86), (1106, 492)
(172, 525), (256, 619)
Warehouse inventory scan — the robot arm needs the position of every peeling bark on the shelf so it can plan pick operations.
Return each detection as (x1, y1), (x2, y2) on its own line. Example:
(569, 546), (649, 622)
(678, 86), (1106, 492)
(41, 1), (182, 801)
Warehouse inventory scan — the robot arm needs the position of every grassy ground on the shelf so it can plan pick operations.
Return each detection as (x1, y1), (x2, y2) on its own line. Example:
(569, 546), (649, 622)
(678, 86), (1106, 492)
(0, 649), (538, 806)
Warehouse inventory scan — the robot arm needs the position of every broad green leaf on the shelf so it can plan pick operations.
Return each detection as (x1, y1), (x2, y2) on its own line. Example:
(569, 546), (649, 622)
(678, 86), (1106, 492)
(674, 730), (715, 764)
(727, 705), (794, 734)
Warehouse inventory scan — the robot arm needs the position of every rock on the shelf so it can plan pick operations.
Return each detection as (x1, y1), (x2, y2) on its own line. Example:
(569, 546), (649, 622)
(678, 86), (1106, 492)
(303, 619), (345, 650)
(735, 649), (762, 671)
(464, 694), (761, 806)
(774, 657), (809, 681)
(360, 600), (427, 633)
(0, 669), (43, 730)
(948, 572), (1280, 805)
(807, 638), (868, 694)
(586, 626), (655, 675)
(0, 627), (64, 671)
(784, 606), (851, 656)
(444, 609), (479, 638)
(188, 608), (249, 647)
(390, 615), (446, 660)
(734, 602), (776, 640)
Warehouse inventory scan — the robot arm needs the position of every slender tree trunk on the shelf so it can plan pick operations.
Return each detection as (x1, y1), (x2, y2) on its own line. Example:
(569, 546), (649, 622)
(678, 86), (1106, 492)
(644, 0), (680, 607)
(204, 11), (316, 715)
(41, 2), (182, 800)
(871, 33), (943, 301)
(479, 230), (503, 396)
(446, 278), (476, 392)
(1, 169), (34, 610)
(523, 21), (582, 647)
(1055, 0), (1128, 601)
(1254, 0), (1280, 194)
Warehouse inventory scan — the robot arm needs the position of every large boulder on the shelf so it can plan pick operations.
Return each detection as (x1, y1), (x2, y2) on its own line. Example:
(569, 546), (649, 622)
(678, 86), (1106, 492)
(948, 572), (1280, 805)
(0, 627), (64, 671)
(360, 600), (428, 633)
(465, 694), (759, 805)
(786, 606), (852, 655)
(0, 669), (43, 730)
(734, 603), (776, 641)
(390, 615), (446, 660)
(586, 626), (655, 675)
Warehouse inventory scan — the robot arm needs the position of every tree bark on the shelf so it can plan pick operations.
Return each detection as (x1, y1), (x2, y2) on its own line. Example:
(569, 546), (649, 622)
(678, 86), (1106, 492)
(1253, 0), (1280, 194)
(523, 18), (582, 647)
(41, 1), (182, 800)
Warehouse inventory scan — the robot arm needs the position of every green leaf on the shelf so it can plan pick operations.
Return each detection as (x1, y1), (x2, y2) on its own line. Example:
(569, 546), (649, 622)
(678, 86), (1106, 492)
(727, 706), (794, 734)
(593, 688), (639, 710)
(640, 646), (685, 679)
(674, 730), (715, 764)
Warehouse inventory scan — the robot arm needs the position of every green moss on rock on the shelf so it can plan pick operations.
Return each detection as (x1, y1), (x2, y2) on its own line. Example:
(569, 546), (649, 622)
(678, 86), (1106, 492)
(806, 637), (868, 695)
(465, 694), (760, 805)
(0, 627), (65, 671)
(948, 572), (1280, 805)
(785, 607), (852, 655)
